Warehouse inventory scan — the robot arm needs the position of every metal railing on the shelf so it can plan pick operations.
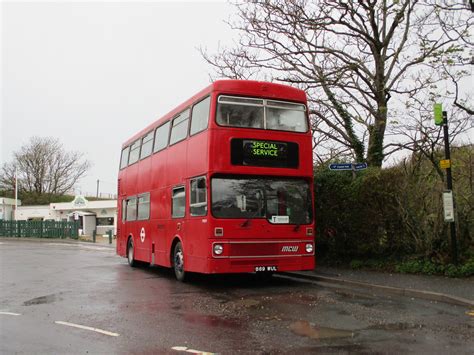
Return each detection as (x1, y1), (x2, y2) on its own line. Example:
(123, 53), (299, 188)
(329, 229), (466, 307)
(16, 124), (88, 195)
(0, 220), (80, 239)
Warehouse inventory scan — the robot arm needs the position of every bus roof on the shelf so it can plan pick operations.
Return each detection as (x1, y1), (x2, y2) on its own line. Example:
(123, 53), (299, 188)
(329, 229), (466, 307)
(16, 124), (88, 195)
(122, 80), (307, 147)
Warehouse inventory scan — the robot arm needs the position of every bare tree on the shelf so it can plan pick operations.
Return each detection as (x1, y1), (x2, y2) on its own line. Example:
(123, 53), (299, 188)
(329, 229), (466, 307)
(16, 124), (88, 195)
(0, 137), (91, 198)
(202, 0), (473, 166)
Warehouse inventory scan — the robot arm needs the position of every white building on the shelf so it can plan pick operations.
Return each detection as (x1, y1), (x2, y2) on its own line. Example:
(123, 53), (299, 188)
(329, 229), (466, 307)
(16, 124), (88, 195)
(16, 196), (117, 236)
(0, 197), (21, 221)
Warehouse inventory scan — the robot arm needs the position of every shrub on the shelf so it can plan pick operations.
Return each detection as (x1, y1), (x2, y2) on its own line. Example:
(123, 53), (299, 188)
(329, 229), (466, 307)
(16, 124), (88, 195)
(315, 145), (473, 268)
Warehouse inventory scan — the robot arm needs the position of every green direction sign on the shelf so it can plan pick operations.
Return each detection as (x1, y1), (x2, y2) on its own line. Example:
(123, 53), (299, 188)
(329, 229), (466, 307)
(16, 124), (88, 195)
(434, 103), (443, 126)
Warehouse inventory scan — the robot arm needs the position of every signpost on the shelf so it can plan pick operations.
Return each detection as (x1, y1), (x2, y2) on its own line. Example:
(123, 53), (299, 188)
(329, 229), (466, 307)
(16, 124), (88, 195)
(329, 162), (368, 179)
(329, 163), (353, 171)
(434, 103), (458, 265)
(354, 163), (368, 170)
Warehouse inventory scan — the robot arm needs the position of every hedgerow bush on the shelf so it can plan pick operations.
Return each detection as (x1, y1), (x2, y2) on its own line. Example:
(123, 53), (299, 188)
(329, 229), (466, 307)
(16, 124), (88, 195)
(314, 145), (473, 275)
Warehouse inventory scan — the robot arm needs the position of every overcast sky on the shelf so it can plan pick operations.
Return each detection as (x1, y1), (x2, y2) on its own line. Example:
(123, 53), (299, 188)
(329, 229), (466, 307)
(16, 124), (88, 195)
(1, 1), (234, 196)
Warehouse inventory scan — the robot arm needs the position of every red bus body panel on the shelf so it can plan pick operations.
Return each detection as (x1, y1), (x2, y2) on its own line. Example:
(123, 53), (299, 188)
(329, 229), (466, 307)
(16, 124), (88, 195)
(117, 80), (315, 274)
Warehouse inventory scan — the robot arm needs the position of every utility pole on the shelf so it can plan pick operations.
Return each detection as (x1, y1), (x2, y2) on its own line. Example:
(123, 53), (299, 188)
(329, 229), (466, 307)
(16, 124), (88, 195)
(442, 111), (458, 265)
(434, 104), (458, 265)
(96, 179), (100, 198)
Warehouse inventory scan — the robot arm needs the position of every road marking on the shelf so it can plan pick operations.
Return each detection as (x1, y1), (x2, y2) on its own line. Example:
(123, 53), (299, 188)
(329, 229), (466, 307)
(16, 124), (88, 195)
(0, 311), (21, 316)
(55, 321), (119, 337)
(171, 346), (214, 354)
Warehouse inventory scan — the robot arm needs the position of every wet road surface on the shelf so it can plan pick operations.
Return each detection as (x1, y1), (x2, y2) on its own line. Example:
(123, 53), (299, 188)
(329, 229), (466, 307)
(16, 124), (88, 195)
(1, 240), (473, 354)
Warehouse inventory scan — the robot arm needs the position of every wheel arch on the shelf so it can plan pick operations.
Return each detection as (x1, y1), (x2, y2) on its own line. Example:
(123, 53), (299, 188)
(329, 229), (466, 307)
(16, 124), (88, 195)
(170, 235), (183, 266)
(126, 234), (134, 255)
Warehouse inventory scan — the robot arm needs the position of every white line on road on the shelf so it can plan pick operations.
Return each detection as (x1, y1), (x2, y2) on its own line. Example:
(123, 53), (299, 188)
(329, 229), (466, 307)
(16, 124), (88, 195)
(172, 346), (215, 354)
(0, 311), (21, 316)
(55, 321), (119, 337)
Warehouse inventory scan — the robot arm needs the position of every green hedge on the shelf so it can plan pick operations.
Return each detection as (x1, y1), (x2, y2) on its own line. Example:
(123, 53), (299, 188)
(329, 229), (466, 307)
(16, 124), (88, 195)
(314, 145), (474, 266)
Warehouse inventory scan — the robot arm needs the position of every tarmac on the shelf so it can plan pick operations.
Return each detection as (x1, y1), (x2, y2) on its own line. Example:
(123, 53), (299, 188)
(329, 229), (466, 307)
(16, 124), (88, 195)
(1, 237), (473, 307)
(283, 266), (474, 307)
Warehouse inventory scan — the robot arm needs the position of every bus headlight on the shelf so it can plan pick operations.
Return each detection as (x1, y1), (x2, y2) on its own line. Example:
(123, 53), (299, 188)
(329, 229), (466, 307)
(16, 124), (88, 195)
(213, 244), (224, 255)
(305, 243), (314, 253)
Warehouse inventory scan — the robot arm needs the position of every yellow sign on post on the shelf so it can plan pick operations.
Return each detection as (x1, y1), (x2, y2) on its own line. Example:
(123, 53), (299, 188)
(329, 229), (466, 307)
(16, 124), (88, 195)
(440, 159), (451, 169)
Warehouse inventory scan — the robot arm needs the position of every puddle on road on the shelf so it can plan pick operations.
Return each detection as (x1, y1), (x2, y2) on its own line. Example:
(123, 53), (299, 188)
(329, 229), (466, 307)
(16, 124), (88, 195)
(290, 320), (355, 340)
(23, 293), (61, 306)
(183, 313), (242, 329)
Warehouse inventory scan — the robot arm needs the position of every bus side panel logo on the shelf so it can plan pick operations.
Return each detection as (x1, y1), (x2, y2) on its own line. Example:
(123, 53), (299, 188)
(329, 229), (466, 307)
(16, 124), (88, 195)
(140, 227), (146, 243)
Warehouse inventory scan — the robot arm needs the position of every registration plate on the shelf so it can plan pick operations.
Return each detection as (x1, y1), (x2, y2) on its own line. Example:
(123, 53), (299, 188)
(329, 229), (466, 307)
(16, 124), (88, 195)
(255, 266), (278, 272)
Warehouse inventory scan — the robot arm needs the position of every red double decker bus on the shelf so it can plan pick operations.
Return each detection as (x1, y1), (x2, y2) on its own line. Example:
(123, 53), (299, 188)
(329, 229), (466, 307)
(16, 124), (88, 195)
(117, 80), (315, 281)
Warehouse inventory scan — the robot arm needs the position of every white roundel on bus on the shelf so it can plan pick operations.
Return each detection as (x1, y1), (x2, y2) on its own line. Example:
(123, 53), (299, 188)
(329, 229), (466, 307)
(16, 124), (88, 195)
(140, 227), (146, 243)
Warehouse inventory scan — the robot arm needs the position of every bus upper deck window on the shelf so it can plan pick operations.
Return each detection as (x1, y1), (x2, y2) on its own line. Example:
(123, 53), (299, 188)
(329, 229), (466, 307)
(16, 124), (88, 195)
(216, 96), (264, 128)
(120, 146), (130, 169)
(190, 97), (211, 136)
(266, 100), (307, 132)
(128, 140), (141, 165)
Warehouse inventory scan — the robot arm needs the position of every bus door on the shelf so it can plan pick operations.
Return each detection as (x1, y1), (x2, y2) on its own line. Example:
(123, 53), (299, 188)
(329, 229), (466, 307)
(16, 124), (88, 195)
(135, 193), (151, 263)
(171, 186), (186, 251)
(188, 177), (208, 261)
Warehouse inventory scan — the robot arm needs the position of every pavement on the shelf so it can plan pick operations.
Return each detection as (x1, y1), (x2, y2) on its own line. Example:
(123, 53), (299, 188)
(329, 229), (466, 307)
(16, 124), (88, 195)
(284, 266), (474, 307)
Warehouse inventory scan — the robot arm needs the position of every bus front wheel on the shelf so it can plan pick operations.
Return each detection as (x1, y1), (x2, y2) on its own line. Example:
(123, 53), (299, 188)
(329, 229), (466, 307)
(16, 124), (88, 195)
(173, 242), (186, 282)
(127, 237), (136, 267)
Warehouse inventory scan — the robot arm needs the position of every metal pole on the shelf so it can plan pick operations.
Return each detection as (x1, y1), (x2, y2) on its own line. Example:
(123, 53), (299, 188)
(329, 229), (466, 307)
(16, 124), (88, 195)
(14, 167), (18, 221)
(96, 179), (100, 198)
(442, 111), (458, 265)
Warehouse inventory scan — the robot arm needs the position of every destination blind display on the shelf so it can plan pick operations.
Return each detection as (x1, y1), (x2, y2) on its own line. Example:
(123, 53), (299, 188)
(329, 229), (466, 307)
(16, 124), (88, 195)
(231, 139), (299, 168)
(247, 141), (285, 158)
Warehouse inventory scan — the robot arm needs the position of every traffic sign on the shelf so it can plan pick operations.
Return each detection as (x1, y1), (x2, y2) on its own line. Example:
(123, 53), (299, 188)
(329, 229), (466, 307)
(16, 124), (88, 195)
(329, 163), (368, 171)
(354, 163), (368, 170)
(440, 159), (451, 169)
(329, 163), (352, 171)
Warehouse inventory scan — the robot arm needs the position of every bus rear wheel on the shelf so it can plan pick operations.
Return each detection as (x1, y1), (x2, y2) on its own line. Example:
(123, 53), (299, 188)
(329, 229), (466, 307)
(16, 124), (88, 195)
(173, 242), (186, 282)
(127, 237), (136, 267)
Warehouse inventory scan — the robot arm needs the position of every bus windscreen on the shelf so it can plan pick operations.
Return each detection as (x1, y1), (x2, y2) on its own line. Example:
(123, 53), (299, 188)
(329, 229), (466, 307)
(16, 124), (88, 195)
(211, 177), (312, 224)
